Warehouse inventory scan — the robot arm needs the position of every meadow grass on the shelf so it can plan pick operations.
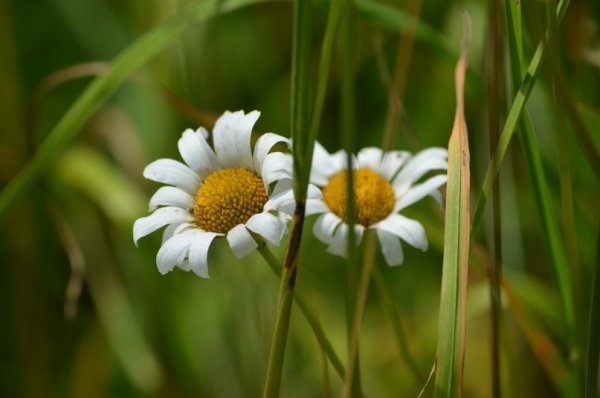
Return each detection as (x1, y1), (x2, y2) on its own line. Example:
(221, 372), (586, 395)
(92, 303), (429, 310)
(1, 0), (599, 397)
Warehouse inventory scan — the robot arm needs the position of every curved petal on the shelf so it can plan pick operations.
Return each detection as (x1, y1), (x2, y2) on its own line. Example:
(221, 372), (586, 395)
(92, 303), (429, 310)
(253, 132), (289, 173)
(162, 221), (195, 244)
(178, 259), (192, 272)
(306, 198), (330, 216)
(246, 212), (286, 246)
(143, 159), (201, 195)
(156, 231), (196, 274)
(265, 183), (321, 215)
(395, 174), (447, 211)
(177, 127), (218, 177)
(376, 228), (404, 266)
(149, 186), (194, 212)
(313, 213), (342, 244)
(357, 147), (383, 171)
(212, 110), (246, 168)
(379, 150), (410, 180)
(373, 214), (428, 251)
(327, 223), (348, 256)
(188, 230), (220, 278)
(133, 207), (194, 246)
(235, 110), (261, 170)
(310, 143), (346, 186)
(262, 152), (293, 186)
(393, 147), (448, 191)
(226, 224), (258, 258)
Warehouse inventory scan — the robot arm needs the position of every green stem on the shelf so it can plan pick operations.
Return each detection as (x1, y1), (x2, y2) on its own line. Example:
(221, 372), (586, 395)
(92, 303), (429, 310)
(256, 243), (347, 381)
(263, 0), (311, 395)
(373, 266), (425, 384)
(342, 231), (377, 398)
(262, 207), (305, 398)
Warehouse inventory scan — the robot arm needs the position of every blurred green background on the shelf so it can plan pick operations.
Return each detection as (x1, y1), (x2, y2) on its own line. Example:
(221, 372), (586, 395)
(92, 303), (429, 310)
(1, 0), (599, 396)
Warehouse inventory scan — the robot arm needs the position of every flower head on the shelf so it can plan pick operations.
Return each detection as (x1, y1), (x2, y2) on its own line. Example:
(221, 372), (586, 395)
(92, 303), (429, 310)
(133, 110), (295, 278)
(308, 143), (448, 266)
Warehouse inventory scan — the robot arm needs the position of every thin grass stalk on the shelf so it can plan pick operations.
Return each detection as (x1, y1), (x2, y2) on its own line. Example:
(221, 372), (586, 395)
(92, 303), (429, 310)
(503, 0), (578, 385)
(0, 0), (267, 221)
(343, 231), (377, 398)
(372, 266), (425, 384)
(584, 222), (600, 398)
(434, 16), (470, 398)
(304, 0), (344, 177)
(471, 0), (571, 238)
(262, 0), (311, 395)
(485, 0), (504, 395)
(337, 0), (361, 396)
(380, 0), (421, 151)
(256, 244), (347, 381)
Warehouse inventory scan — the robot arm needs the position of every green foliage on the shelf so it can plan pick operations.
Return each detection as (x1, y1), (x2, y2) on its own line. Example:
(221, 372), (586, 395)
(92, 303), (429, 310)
(1, 0), (599, 397)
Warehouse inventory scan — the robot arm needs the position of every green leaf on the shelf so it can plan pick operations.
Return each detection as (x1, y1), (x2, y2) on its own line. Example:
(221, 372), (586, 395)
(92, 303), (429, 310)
(434, 16), (470, 398)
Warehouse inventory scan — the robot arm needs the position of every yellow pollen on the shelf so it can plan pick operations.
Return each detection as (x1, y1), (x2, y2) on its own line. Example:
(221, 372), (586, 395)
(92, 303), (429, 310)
(193, 168), (267, 233)
(323, 168), (395, 226)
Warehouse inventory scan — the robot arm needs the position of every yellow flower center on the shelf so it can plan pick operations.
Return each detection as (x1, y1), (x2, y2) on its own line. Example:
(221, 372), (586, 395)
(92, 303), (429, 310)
(193, 168), (268, 233)
(323, 168), (395, 226)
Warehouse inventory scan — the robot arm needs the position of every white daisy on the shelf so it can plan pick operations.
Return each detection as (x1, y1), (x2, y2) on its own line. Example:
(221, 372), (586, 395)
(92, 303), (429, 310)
(308, 143), (448, 266)
(133, 110), (299, 278)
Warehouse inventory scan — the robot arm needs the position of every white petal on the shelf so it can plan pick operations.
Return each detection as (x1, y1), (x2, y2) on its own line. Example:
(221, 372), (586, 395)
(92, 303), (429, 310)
(395, 174), (447, 211)
(327, 223), (348, 256)
(326, 223), (364, 257)
(235, 110), (261, 170)
(143, 159), (201, 194)
(213, 110), (258, 170)
(133, 207), (194, 246)
(262, 152), (293, 186)
(162, 221), (195, 244)
(212, 110), (246, 168)
(253, 132), (289, 173)
(156, 231), (196, 274)
(177, 127), (218, 177)
(305, 199), (329, 216)
(226, 224), (258, 258)
(379, 151), (410, 180)
(313, 213), (342, 244)
(265, 183), (322, 215)
(373, 214), (428, 251)
(357, 147), (383, 171)
(149, 186), (194, 211)
(429, 189), (443, 207)
(246, 212), (286, 246)
(393, 147), (448, 191)
(265, 187), (294, 215)
(376, 229), (404, 266)
(177, 259), (192, 271)
(310, 143), (345, 186)
(188, 231), (220, 278)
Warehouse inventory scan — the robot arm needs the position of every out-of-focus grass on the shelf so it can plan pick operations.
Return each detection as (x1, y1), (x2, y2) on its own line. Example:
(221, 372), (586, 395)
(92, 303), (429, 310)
(1, 0), (599, 397)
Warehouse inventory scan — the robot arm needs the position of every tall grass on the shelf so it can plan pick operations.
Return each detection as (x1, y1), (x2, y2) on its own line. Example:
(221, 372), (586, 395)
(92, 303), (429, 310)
(1, 0), (599, 397)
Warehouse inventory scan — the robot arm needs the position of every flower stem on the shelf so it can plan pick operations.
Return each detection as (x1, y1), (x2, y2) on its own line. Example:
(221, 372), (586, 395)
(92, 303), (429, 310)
(262, 206), (305, 398)
(342, 230), (377, 398)
(256, 242), (347, 382)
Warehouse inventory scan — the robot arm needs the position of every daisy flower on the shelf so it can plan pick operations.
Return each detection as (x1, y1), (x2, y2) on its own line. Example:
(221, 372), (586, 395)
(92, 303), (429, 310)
(133, 110), (299, 278)
(308, 143), (448, 266)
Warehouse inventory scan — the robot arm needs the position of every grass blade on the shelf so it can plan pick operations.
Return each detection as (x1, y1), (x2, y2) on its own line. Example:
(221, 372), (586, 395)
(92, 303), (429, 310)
(485, 0), (504, 395)
(585, 222), (600, 398)
(263, 0), (312, 396)
(0, 0), (267, 221)
(471, 0), (570, 238)
(434, 16), (470, 398)
(504, 0), (578, 380)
